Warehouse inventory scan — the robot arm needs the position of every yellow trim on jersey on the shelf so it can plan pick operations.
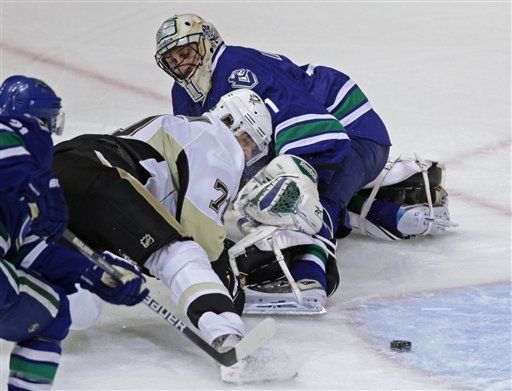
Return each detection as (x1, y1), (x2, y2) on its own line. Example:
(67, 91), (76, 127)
(115, 167), (189, 238)
(143, 126), (227, 261)
(144, 128), (183, 191)
(180, 198), (226, 261)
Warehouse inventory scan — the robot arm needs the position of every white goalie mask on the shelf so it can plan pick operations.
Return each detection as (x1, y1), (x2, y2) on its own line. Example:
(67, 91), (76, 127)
(210, 89), (272, 166)
(155, 14), (223, 103)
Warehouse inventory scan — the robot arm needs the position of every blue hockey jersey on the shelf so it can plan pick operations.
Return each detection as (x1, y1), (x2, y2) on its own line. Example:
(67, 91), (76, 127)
(0, 114), (54, 254)
(0, 114), (89, 296)
(0, 115), (54, 190)
(171, 44), (391, 186)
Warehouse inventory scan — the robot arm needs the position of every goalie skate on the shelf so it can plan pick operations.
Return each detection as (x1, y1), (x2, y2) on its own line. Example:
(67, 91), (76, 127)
(243, 279), (327, 315)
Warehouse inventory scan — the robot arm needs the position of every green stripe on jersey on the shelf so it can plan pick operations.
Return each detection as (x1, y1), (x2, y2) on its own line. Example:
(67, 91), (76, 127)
(332, 86), (367, 120)
(10, 356), (58, 383)
(275, 119), (346, 152)
(18, 276), (60, 310)
(305, 244), (328, 265)
(0, 258), (19, 283)
(0, 132), (25, 148)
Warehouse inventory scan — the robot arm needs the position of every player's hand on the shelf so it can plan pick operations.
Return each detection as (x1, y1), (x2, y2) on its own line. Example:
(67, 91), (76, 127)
(79, 251), (149, 306)
(21, 169), (68, 242)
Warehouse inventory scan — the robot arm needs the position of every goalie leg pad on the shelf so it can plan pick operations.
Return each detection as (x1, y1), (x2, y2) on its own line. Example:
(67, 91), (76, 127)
(235, 245), (289, 286)
(355, 161), (445, 206)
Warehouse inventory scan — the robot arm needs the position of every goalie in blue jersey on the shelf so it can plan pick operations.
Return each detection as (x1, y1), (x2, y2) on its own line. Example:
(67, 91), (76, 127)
(0, 76), (148, 390)
(154, 14), (456, 314)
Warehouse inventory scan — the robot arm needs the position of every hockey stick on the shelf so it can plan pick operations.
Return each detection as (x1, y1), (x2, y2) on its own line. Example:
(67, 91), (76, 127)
(62, 229), (276, 367)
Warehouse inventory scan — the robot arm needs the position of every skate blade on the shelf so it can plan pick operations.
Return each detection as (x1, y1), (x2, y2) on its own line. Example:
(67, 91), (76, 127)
(243, 301), (326, 315)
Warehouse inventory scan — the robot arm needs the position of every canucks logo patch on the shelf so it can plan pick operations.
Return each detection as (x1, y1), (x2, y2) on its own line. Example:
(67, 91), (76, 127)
(228, 69), (259, 89)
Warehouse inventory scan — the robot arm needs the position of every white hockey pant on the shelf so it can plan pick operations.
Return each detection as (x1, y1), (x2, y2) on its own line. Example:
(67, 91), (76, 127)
(144, 240), (245, 344)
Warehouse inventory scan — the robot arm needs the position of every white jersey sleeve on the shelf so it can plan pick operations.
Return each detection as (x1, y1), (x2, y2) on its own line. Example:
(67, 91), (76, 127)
(124, 113), (245, 261)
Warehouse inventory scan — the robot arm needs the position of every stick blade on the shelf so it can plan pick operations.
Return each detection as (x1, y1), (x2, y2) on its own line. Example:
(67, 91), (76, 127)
(234, 318), (276, 361)
(221, 345), (298, 384)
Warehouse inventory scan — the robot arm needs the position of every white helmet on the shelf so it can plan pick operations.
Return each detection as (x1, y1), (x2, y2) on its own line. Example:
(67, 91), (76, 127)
(155, 14), (222, 103)
(210, 89), (272, 166)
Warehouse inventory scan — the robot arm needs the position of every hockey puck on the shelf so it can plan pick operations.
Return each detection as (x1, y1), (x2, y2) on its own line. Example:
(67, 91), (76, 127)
(390, 340), (411, 351)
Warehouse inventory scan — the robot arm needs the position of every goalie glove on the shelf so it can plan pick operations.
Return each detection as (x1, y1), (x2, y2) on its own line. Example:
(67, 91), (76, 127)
(79, 251), (149, 306)
(230, 155), (324, 236)
(243, 176), (324, 235)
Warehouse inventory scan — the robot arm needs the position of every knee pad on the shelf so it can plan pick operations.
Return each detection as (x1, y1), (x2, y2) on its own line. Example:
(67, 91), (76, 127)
(144, 240), (230, 313)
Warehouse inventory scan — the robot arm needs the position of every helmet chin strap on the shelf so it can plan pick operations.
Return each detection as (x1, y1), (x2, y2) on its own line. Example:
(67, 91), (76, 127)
(184, 81), (206, 103)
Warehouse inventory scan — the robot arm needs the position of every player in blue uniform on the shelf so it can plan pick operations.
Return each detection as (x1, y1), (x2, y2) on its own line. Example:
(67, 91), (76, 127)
(0, 75), (148, 390)
(154, 14), (454, 311)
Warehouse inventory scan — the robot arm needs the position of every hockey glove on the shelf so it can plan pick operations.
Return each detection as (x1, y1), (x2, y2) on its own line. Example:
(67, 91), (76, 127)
(79, 251), (149, 306)
(243, 176), (324, 235)
(21, 169), (69, 242)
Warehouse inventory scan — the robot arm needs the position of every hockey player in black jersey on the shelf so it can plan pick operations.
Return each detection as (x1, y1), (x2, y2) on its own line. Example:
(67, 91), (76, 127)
(52, 90), (275, 356)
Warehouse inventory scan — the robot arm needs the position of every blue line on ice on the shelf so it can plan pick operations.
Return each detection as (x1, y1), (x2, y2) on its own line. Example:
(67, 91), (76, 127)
(354, 283), (512, 390)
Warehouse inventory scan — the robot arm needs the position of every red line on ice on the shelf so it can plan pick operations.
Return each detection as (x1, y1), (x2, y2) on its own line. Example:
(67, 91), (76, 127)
(3, 42), (510, 216)
(444, 138), (511, 216)
(444, 138), (511, 166)
(450, 190), (511, 216)
(1, 42), (168, 103)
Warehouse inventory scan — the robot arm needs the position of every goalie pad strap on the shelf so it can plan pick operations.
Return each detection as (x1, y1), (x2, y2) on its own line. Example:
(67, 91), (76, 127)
(359, 156), (400, 235)
(414, 153), (435, 234)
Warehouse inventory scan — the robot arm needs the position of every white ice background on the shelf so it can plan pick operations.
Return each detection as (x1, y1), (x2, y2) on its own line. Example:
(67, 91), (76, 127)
(1, 2), (511, 390)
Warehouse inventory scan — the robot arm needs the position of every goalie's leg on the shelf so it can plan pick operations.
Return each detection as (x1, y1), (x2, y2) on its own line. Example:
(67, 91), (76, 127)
(318, 137), (390, 239)
(238, 236), (338, 314)
(347, 160), (455, 240)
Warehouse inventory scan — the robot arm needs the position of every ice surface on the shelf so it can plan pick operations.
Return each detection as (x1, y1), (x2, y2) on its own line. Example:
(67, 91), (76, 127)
(1, 2), (510, 390)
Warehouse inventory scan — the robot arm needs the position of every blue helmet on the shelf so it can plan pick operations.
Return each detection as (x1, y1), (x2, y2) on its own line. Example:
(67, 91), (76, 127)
(0, 75), (64, 135)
